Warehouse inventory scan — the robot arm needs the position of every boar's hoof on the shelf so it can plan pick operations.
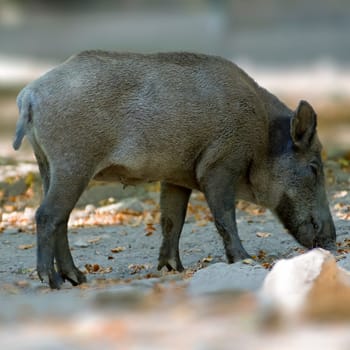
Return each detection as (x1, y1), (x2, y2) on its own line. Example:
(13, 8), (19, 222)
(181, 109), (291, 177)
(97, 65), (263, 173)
(157, 257), (184, 272)
(226, 250), (251, 264)
(38, 268), (64, 290)
(60, 267), (87, 286)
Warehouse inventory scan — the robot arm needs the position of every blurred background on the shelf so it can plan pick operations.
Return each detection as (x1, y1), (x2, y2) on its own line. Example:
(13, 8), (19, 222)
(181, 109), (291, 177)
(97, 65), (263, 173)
(1, 0), (350, 159)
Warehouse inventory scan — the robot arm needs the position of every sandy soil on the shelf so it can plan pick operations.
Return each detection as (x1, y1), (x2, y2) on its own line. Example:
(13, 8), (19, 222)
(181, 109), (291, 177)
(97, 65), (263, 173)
(0, 159), (349, 349)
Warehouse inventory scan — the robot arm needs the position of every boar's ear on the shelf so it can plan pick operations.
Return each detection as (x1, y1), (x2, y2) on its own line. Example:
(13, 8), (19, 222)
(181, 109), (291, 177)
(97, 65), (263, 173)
(290, 100), (317, 149)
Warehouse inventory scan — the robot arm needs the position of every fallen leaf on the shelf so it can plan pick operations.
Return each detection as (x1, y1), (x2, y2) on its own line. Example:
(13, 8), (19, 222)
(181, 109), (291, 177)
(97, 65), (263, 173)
(257, 250), (267, 259)
(88, 237), (102, 244)
(85, 263), (112, 274)
(256, 231), (272, 238)
(91, 263), (100, 272)
(333, 191), (348, 199)
(144, 223), (156, 236)
(18, 244), (34, 250)
(335, 254), (347, 261)
(202, 255), (213, 263)
(334, 202), (346, 210)
(111, 246), (126, 253)
(336, 239), (350, 254)
(242, 258), (255, 265)
(100, 266), (112, 273)
(261, 262), (273, 269)
(128, 264), (150, 274)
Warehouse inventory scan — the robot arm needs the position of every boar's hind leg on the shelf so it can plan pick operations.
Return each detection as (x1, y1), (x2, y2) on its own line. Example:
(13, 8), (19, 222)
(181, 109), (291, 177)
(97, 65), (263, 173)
(158, 182), (191, 271)
(35, 170), (91, 289)
(201, 167), (250, 263)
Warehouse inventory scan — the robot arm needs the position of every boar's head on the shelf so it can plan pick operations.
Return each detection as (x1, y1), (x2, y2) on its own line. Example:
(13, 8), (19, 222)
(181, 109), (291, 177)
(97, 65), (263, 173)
(260, 100), (336, 250)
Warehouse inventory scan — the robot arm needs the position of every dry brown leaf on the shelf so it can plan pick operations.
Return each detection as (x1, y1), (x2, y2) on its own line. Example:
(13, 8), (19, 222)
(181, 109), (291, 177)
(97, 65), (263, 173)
(242, 258), (255, 265)
(144, 223), (156, 236)
(88, 237), (102, 244)
(261, 262), (273, 269)
(100, 266), (113, 273)
(336, 238), (350, 254)
(85, 263), (100, 273)
(111, 246), (126, 253)
(202, 255), (213, 263)
(335, 254), (347, 261)
(85, 263), (112, 274)
(256, 231), (271, 238)
(333, 191), (348, 199)
(128, 263), (149, 274)
(18, 244), (34, 250)
(257, 250), (267, 260)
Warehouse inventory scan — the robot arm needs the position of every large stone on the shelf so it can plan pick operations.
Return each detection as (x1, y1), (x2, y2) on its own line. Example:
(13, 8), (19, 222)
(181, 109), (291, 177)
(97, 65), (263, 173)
(260, 248), (350, 320)
(188, 262), (268, 296)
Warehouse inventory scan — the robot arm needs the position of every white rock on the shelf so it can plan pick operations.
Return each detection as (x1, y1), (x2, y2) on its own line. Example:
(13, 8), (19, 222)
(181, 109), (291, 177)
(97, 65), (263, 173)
(188, 262), (268, 296)
(260, 249), (328, 315)
(260, 248), (350, 319)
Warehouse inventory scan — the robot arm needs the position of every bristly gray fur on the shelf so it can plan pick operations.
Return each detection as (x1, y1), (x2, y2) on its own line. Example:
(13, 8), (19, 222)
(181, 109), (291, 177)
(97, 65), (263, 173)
(13, 50), (336, 289)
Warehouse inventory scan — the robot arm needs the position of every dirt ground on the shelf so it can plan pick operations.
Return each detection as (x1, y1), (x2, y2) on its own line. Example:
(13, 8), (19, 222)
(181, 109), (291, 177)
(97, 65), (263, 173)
(0, 156), (349, 348)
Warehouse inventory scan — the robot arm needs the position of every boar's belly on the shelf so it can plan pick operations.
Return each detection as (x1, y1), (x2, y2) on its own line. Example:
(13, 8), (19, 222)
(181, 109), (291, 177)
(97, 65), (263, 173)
(93, 165), (152, 185)
(93, 164), (198, 189)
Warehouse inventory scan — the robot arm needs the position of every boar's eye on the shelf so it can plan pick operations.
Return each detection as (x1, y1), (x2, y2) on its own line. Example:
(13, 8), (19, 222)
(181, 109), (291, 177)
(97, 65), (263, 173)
(310, 161), (319, 177)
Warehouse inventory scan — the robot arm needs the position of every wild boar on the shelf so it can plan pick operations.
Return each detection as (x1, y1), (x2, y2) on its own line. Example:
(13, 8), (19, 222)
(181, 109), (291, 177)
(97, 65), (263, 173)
(13, 51), (336, 289)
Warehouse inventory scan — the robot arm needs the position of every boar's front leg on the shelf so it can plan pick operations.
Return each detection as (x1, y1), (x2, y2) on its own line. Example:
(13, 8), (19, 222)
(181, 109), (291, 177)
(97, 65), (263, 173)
(158, 182), (191, 271)
(201, 166), (250, 263)
(35, 171), (90, 289)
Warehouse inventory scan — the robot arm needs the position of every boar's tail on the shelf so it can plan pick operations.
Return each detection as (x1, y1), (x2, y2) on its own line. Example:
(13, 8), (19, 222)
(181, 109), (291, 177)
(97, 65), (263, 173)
(13, 90), (33, 150)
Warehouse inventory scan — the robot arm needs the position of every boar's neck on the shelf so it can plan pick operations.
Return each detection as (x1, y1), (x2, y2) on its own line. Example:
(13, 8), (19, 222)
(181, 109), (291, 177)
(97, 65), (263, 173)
(242, 87), (294, 207)
(258, 87), (294, 157)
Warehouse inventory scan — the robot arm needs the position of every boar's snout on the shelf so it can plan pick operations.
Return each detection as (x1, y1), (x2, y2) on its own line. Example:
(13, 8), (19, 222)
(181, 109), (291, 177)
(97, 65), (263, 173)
(275, 195), (337, 252)
(294, 215), (337, 252)
(313, 217), (337, 251)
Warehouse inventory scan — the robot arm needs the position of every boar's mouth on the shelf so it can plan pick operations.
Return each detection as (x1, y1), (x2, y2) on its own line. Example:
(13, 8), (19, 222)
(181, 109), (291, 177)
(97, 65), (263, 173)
(275, 194), (337, 251)
(297, 220), (337, 251)
(275, 194), (335, 250)
(313, 219), (337, 251)
(285, 220), (316, 249)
